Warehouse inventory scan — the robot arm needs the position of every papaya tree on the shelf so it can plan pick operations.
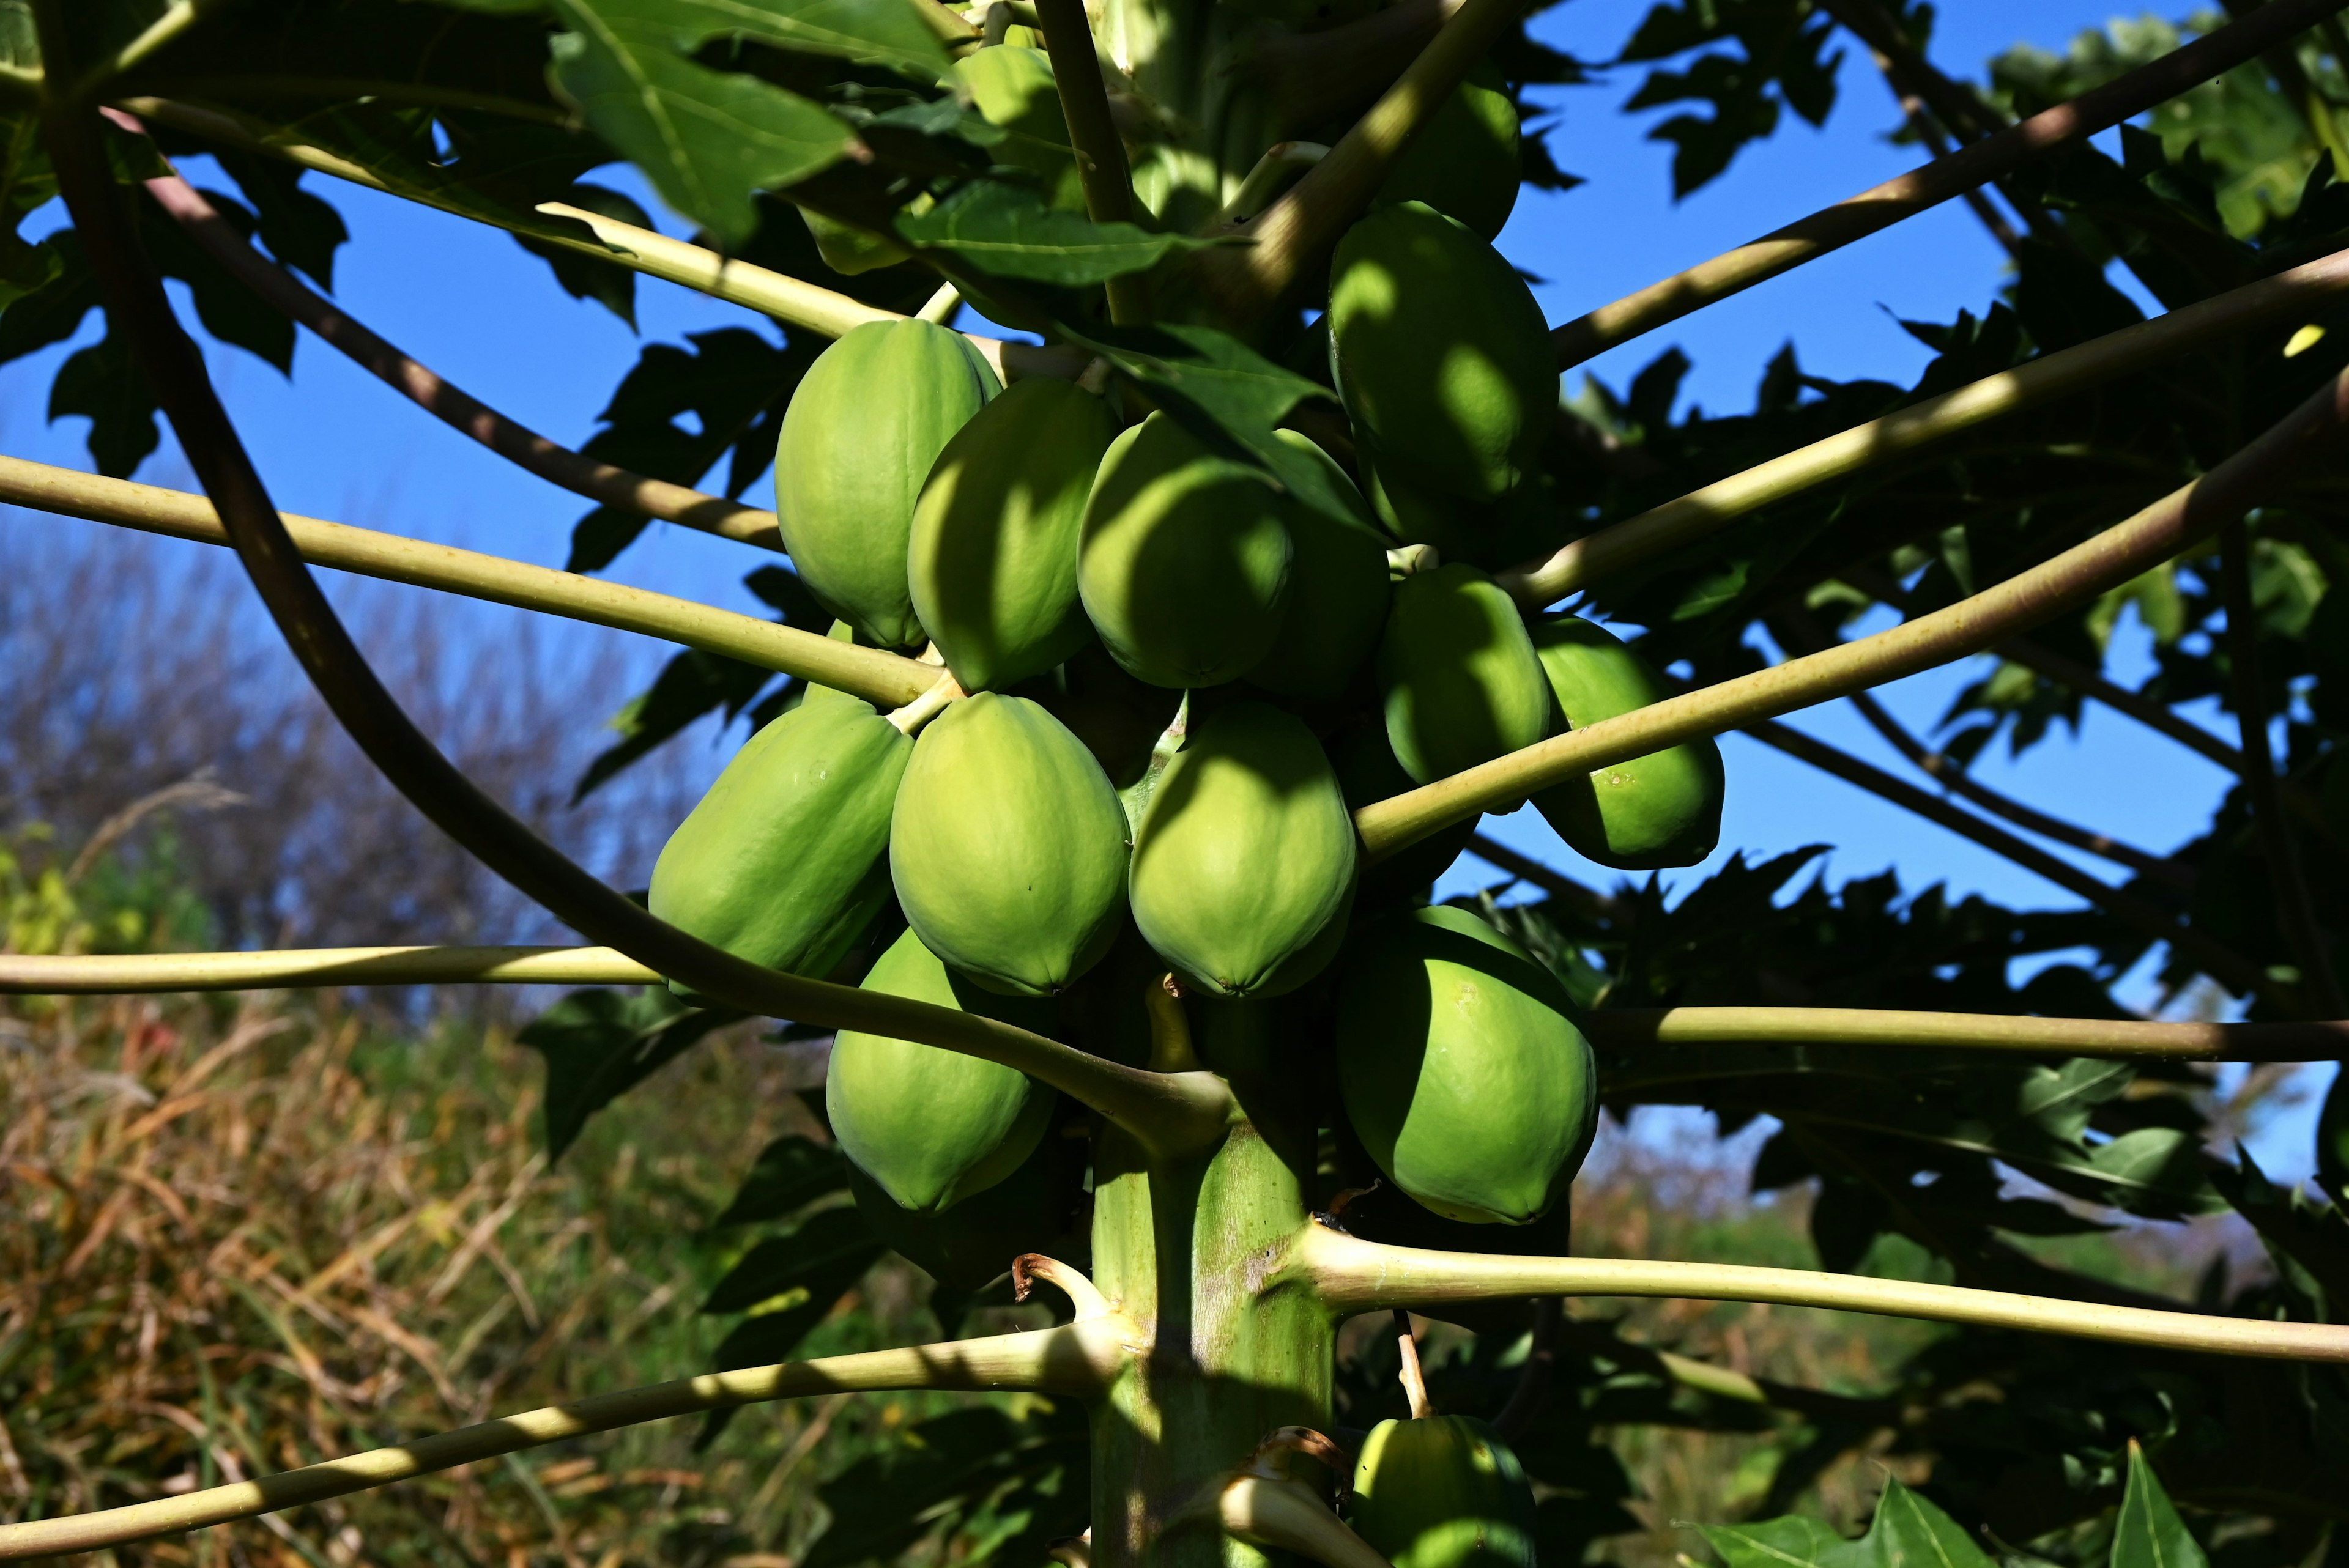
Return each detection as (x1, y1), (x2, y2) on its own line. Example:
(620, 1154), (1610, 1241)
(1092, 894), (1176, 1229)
(6, 0), (2349, 1562)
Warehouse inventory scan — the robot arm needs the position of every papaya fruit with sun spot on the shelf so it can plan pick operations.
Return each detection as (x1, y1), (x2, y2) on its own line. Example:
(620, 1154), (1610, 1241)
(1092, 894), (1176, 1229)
(1349, 1415), (1538, 1568)
(1374, 62), (1521, 241)
(1529, 613), (1725, 870)
(891, 692), (1130, 996)
(1335, 906), (1595, 1224)
(1330, 202), (1553, 504)
(774, 320), (1000, 648)
(1376, 563), (1551, 786)
(1079, 413), (1294, 689)
(1245, 431), (1393, 701)
(910, 377), (1117, 693)
(1128, 702), (1356, 999)
(647, 696), (908, 994)
(826, 928), (1059, 1213)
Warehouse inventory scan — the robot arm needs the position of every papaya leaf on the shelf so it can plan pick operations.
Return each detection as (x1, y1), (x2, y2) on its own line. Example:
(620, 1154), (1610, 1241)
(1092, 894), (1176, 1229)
(572, 646), (780, 802)
(546, 0), (859, 248)
(516, 986), (743, 1159)
(1618, 0), (1840, 196)
(1693, 1513), (1849, 1568)
(803, 1400), (1089, 1568)
(702, 1205), (880, 1314)
(50, 330), (159, 480)
(207, 152), (350, 292)
(511, 181), (648, 325)
(895, 179), (1215, 284)
(600, 0), (950, 81)
(1694, 1477), (1994, 1568)
(2112, 1443), (2208, 1568)
(714, 1134), (848, 1226)
(2206, 1145), (2349, 1316)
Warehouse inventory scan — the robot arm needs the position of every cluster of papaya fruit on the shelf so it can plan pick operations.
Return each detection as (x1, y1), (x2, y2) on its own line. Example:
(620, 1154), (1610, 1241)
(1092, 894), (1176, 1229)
(645, 57), (1727, 1302)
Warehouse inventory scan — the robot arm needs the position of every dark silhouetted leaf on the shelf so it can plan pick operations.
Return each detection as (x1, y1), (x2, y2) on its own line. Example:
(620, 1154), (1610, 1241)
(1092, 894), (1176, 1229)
(517, 986), (742, 1159)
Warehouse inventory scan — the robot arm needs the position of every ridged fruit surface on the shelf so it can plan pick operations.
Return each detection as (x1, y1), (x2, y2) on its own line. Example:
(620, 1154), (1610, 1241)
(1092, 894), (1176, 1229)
(1245, 432), (1392, 701)
(1350, 1416), (1538, 1568)
(774, 320), (1000, 647)
(1336, 906), (1596, 1223)
(1378, 563), (1551, 785)
(911, 377), (1117, 692)
(1373, 62), (1520, 240)
(647, 697), (908, 986)
(1530, 614), (1726, 869)
(1329, 720), (1475, 895)
(827, 928), (1058, 1213)
(1330, 201), (1552, 503)
(1129, 702), (1355, 997)
(891, 693), (1130, 995)
(1078, 413), (1293, 688)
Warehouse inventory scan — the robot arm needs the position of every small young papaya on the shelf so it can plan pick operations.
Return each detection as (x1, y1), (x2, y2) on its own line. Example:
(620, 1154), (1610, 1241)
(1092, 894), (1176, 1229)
(1529, 615), (1725, 870)
(1129, 703), (1356, 998)
(1349, 1415), (1538, 1568)
(1336, 906), (1596, 1224)
(774, 320), (1000, 648)
(1377, 563), (1551, 785)
(827, 928), (1059, 1213)
(1079, 413), (1293, 688)
(910, 377), (1118, 693)
(1330, 202), (1553, 505)
(1245, 431), (1392, 701)
(891, 693), (1130, 996)
(1373, 62), (1520, 242)
(647, 697), (909, 990)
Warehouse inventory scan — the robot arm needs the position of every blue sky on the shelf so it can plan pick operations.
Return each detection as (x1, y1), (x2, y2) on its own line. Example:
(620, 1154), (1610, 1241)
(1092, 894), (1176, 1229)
(3, 0), (2329, 1166)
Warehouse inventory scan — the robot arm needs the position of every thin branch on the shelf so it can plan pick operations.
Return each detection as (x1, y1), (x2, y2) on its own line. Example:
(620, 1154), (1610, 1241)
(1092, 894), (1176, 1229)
(41, 96), (1230, 1157)
(0, 1325), (1132, 1561)
(1392, 1311), (1434, 1418)
(1580, 1005), (2349, 1060)
(1547, 0), (2349, 369)
(1742, 716), (2288, 1008)
(1842, 27), (2024, 257)
(1815, 0), (2003, 142)
(1496, 243), (2349, 605)
(1189, 0), (1526, 321)
(127, 149), (780, 547)
(0, 946), (658, 994)
(68, 0), (226, 99)
(1031, 0), (1146, 323)
(1357, 365), (2349, 872)
(1994, 633), (2246, 774)
(1839, 688), (2183, 882)
(0, 453), (935, 706)
(2219, 523), (2347, 1013)
(1291, 1227), (2349, 1362)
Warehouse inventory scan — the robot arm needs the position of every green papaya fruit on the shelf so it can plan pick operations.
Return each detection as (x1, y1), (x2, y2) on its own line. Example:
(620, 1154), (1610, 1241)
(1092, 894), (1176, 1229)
(910, 377), (1118, 693)
(775, 320), (1001, 647)
(1079, 413), (1294, 689)
(1335, 906), (1596, 1223)
(1330, 201), (1553, 504)
(1529, 615), (1724, 870)
(1329, 720), (1475, 896)
(1349, 1415), (1538, 1568)
(1129, 702), (1356, 998)
(952, 45), (1086, 211)
(648, 697), (909, 988)
(891, 693), (1130, 995)
(1361, 456), (1496, 561)
(845, 1119), (1082, 1292)
(800, 619), (866, 712)
(1245, 432), (1392, 701)
(1377, 563), (1551, 785)
(1374, 62), (1520, 242)
(828, 928), (1058, 1212)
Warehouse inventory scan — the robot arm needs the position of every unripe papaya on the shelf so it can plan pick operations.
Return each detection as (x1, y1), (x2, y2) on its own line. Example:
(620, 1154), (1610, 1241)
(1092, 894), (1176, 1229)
(648, 697), (908, 988)
(1329, 721), (1475, 896)
(1350, 1416), (1538, 1568)
(1079, 413), (1294, 688)
(1336, 906), (1596, 1224)
(1362, 457), (1493, 562)
(910, 377), (1117, 693)
(845, 1116), (1082, 1292)
(891, 693), (1130, 995)
(1129, 703), (1356, 997)
(952, 45), (1086, 211)
(1377, 564), (1551, 785)
(1529, 615), (1725, 870)
(1375, 62), (1520, 242)
(775, 320), (1000, 647)
(828, 928), (1058, 1213)
(1246, 431), (1392, 701)
(1330, 202), (1553, 504)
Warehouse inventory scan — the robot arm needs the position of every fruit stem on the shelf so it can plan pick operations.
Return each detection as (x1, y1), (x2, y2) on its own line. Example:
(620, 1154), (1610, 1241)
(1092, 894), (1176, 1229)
(1145, 974), (1204, 1071)
(917, 281), (965, 322)
(1392, 1310), (1434, 1418)
(1201, 141), (1329, 233)
(887, 671), (967, 734)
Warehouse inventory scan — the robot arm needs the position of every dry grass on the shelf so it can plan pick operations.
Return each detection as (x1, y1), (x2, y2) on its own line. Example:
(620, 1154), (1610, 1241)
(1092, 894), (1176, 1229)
(0, 984), (949, 1568)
